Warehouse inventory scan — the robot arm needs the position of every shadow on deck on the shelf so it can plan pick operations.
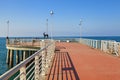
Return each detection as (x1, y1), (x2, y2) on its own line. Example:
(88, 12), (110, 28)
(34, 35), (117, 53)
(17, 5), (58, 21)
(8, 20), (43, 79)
(46, 46), (80, 80)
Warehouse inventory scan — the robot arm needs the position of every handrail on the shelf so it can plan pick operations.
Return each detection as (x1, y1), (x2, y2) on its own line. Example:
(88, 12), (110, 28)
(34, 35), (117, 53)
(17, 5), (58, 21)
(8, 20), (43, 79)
(79, 38), (120, 56)
(55, 38), (120, 56)
(0, 40), (55, 80)
(2, 38), (120, 79)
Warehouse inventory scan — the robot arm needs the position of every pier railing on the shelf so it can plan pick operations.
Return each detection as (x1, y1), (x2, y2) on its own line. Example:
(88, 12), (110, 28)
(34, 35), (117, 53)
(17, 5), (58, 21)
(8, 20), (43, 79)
(79, 38), (120, 56)
(55, 38), (120, 56)
(6, 38), (43, 47)
(0, 40), (55, 80)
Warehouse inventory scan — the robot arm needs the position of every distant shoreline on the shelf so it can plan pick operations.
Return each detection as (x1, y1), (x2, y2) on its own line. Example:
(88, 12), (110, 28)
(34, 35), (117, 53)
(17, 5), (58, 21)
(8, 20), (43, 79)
(0, 36), (120, 38)
(0, 36), (120, 42)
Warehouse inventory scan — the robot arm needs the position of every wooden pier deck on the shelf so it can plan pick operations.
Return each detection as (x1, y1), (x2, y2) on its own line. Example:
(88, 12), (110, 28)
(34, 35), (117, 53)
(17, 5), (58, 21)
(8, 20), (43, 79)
(46, 42), (120, 80)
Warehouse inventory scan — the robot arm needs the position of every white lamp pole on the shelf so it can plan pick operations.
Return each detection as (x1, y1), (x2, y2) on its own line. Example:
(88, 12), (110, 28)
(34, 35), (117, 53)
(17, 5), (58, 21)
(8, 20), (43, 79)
(46, 19), (48, 34)
(79, 19), (82, 42)
(50, 10), (54, 39)
(7, 20), (9, 37)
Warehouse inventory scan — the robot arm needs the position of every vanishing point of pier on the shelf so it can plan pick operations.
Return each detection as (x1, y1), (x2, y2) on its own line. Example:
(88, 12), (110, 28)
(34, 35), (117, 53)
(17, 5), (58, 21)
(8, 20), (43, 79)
(0, 38), (120, 80)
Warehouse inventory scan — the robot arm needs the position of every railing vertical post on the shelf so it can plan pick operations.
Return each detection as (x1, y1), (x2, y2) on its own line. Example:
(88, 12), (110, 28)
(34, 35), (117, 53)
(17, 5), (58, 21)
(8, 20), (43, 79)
(92, 40), (93, 47)
(102, 41), (107, 52)
(103, 41), (105, 52)
(91, 40), (92, 47)
(101, 40), (103, 51)
(93, 40), (94, 48)
(29, 51), (32, 56)
(105, 41), (108, 52)
(45, 42), (50, 68)
(118, 43), (120, 57)
(88, 40), (89, 46)
(108, 41), (112, 54)
(23, 51), (26, 60)
(16, 50), (20, 64)
(96, 40), (97, 49)
(35, 55), (40, 80)
(41, 40), (46, 76)
(20, 51), (23, 61)
(45, 40), (54, 69)
(52, 41), (55, 56)
(113, 41), (119, 56)
(20, 66), (26, 80)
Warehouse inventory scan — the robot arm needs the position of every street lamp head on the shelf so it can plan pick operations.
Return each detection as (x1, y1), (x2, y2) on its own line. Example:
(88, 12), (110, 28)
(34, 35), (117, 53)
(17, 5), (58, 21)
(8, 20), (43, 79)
(79, 18), (82, 25)
(80, 18), (82, 22)
(50, 10), (54, 15)
(7, 20), (9, 24)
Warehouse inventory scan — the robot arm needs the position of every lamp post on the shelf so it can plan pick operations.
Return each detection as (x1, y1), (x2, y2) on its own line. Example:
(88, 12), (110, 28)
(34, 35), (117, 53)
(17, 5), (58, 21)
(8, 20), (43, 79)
(50, 10), (54, 39)
(7, 20), (9, 37)
(6, 20), (9, 44)
(79, 19), (82, 42)
(46, 19), (48, 34)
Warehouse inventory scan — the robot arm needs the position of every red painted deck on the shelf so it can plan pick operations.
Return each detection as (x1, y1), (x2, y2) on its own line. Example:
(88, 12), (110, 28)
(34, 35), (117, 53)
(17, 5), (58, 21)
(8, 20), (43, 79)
(46, 42), (120, 80)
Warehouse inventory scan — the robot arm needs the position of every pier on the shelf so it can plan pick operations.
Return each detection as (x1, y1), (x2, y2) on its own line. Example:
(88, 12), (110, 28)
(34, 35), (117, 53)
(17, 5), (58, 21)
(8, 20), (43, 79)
(46, 42), (120, 80)
(0, 38), (120, 80)
(6, 38), (41, 68)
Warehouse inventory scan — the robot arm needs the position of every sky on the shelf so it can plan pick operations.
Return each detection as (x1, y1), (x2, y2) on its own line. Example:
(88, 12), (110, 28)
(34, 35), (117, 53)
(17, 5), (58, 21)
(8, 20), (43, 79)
(0, 0), (120, 37)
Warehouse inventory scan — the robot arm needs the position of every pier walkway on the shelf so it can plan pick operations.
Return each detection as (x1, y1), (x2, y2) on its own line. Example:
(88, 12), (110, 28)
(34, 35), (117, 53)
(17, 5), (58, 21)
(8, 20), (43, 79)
(46, 42), (120, 80)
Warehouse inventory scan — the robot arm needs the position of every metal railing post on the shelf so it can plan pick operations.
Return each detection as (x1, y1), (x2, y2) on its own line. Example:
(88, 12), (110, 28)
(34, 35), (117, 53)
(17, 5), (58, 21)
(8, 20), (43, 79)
(35, 55), (40, 80)
(41, 40), (46, 76)
(118, 43), (120, 56)
(90, 40), (92, 47)
(96, 40), (98, 49)
(41, 50), (46, 75)
(20, 65), (26, 80)
(113, 41), (119, 56)
(101, 40), (103, 51)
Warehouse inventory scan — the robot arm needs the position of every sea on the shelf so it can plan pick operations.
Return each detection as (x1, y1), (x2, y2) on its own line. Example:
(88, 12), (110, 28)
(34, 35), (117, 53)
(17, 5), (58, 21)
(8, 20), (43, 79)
(0, 36), (120, 75)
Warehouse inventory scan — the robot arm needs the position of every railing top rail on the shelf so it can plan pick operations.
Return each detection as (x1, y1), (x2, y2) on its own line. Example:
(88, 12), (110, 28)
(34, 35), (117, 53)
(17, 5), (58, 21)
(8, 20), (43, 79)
(6, 37), (119, 43)
(0, 41), (53, 80)
(79, 38), (118, 42)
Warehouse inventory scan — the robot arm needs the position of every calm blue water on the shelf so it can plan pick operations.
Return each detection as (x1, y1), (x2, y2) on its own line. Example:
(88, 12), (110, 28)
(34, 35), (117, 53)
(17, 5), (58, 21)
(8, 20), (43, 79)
(0, 38), (8, 75)
(0, 36), (120, 75)
(83, 36), (120, 42)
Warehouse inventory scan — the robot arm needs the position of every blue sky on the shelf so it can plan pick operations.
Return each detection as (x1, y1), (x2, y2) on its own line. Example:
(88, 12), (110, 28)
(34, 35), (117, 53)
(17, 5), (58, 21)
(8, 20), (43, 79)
(0, 0), (120, 37)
